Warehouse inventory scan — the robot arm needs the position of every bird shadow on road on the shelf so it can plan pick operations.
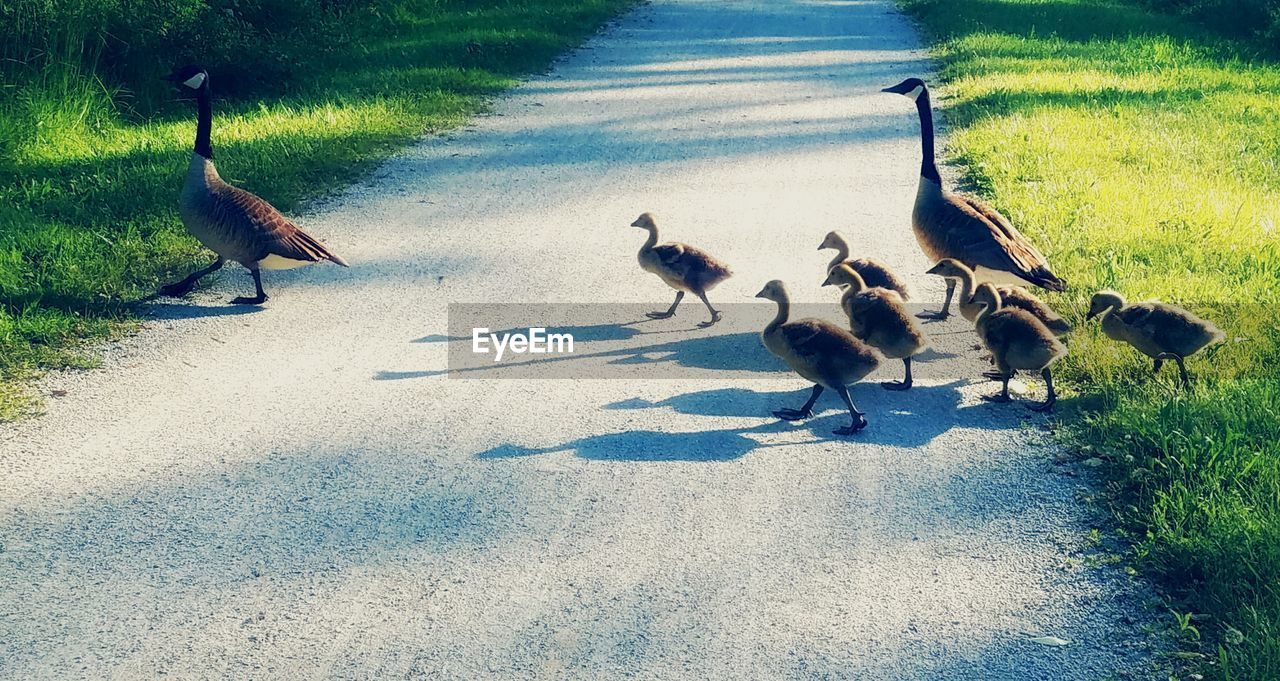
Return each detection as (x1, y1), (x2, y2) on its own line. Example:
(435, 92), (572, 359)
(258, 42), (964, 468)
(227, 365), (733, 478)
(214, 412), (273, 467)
(411, 317), (700, 345)
(140, 301), (266, 321)
(378, 328), (786, 381)
(476, 380), (1008, 462)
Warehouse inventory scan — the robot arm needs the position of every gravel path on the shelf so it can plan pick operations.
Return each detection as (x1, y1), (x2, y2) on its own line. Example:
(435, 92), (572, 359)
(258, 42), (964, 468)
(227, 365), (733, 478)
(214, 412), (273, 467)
(2, 1), (1162, 678)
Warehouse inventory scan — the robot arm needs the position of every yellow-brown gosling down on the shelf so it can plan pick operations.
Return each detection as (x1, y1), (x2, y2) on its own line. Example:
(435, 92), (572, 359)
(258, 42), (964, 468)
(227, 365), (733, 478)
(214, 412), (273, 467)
(756, 280), (881, 435)
(822, 264), (926, 390)
(970, 282), (1067, 411)
(158, 65), (348, 305)
(882, 77), (1065, 320)
(631, 212), (733, 327)
(1086, 290), (1224, 387)
(926, 258), (1071, 336)
(817, 230), (911, 300)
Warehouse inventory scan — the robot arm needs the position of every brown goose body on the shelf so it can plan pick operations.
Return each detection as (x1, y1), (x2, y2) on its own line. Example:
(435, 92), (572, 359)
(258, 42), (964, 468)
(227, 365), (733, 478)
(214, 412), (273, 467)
(630, 213), (731, 326)
(970, 282), (1067, 410)
(637, 241), (732, 294)
(824, 264), (924, 389)
(181, 154), (348, 270)
(913, 178), (1064, 291)
(825, 266), (925, 361)
(762, 316), (881, 389)
(1088, 291), (1223, 382)
(818, 231), (911, 301)
(756, 280), (880, 434)
(928, 259), (1070, 335)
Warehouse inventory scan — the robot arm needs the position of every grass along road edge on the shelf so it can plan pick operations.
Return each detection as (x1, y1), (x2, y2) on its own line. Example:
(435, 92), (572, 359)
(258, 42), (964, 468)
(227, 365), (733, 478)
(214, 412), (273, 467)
(898, 0), (1280, 677)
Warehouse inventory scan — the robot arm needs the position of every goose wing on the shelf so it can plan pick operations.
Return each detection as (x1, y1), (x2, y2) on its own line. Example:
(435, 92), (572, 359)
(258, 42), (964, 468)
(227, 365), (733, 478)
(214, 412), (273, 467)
(653, 242), (731, 287)
(943, 194), (1065, 291)
(782, 319), (873, 362)
(212, 184), (349, 267)
(1116, 303), (1222, 353)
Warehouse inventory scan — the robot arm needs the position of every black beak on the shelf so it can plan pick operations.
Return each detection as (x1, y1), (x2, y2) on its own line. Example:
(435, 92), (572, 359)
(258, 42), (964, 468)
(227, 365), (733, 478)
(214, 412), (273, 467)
(1085, 310), (1098, 320)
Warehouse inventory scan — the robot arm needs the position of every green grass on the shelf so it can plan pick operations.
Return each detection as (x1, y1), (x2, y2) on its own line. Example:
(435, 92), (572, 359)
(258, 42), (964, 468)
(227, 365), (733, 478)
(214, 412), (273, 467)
(0, 0), (634, 418)
(898, 0), (1280, 676)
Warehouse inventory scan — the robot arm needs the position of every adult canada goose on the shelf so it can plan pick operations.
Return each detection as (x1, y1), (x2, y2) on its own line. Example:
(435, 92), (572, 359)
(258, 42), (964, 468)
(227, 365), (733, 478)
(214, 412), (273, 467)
(817, 230), (911, 300)
(1086, 290), (1224, 386)
(882, 77), (1065, 319)
(157, 65), (348, 305)
(756, 280), (881, 434)
(926, 258), (1071, 336)
(631, 212), (732, 327)
(822, 264), (926, 390)
(970, 283), (1066, 411)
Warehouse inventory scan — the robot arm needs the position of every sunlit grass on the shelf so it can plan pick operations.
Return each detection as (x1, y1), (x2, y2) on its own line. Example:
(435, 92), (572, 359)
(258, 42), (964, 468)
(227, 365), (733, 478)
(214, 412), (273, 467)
(0, 0), (635, 418)
(902, 0), (1280, 676)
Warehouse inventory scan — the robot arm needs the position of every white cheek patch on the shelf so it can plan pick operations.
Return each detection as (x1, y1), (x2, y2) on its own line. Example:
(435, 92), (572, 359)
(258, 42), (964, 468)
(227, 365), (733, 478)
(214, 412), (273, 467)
(182, 73), (207, 89)
(907, 84), (924, 99)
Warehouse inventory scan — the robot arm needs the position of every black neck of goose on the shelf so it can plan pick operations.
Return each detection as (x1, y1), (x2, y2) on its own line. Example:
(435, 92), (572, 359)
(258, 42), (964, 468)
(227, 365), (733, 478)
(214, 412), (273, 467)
(915, 87), (940, 183)
(194, 85), (213, 159)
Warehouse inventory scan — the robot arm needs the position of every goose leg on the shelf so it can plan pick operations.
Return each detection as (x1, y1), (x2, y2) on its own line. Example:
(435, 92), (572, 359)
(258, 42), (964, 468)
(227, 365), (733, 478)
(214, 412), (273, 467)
(917, 279), (955, 320)
(158, 257), (223, 298)
(1157, 352), (1190, 387)
(774, 384), (823, 421)
(647, 291), (683, 319)
(694, 290), (722, 328)
(1152, 358), (1164, 375)
(832, 385), (869, 435)
(882, 357), (913, 391)
(1028, 367), (1057, 412)
(231, 268), (269, 305)
(982, 372), (1013, 404)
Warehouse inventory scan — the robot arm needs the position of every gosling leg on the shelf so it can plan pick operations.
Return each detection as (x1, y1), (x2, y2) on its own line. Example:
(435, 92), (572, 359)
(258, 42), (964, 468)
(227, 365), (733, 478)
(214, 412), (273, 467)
(774, 384), (823, 421)
(158, 257), (223, 298)
(1157, 352), (1190, 387)
(832, 385), (868, 435)
(694, 290), (722, 328)
(231, 268), (269, 305)
(1028, 367), (1057, 412)
(646, 291), (683, 319)
(982, 372), (1013, 404)
(917, 278), (955, 321)
(882, 356), (913, 391)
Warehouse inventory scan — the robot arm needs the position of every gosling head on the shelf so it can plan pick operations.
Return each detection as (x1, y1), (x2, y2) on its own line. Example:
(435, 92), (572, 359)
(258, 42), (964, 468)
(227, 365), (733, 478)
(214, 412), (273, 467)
(164, 64), (209, 91)
(881, 77), (927, 101)
(1086, 290), (1127, 320)
(925, 258), (970, 280)
(755, 279), (788, 302)
(968, 281), (1002, 312)
(821, 264), (865, 291)
(817, 230), (846, 252)
(630, 212), (657, 230)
